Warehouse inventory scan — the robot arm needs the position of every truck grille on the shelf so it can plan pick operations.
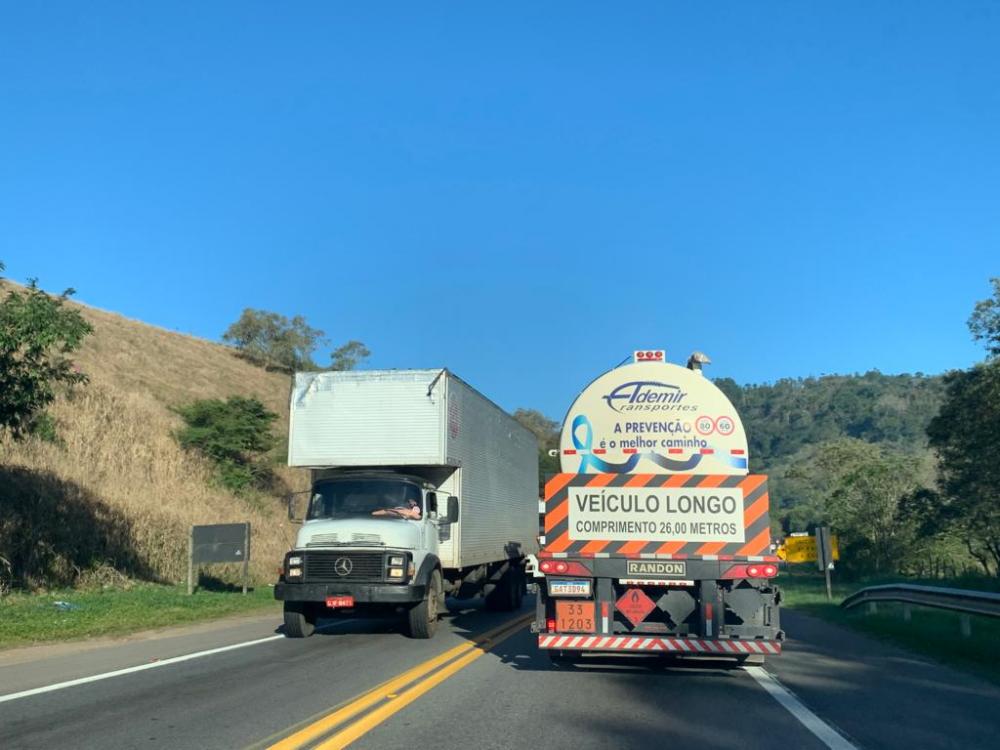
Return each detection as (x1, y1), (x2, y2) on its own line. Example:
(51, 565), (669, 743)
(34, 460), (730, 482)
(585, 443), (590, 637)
(303, 551), (384, 583)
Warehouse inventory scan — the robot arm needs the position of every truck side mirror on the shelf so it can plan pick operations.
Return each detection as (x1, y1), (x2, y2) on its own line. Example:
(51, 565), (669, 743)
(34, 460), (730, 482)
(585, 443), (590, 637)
(287, 493), (305, 524)
(446, 496), (459, 524)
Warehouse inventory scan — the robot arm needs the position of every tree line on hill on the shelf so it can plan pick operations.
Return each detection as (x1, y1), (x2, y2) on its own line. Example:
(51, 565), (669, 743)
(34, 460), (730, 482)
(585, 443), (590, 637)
(222, 308), (370, 373)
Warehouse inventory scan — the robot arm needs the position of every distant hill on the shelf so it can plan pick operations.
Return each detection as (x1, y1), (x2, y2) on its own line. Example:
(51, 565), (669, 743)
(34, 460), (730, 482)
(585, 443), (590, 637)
(1, 285), (305, 588)
(716, 371), (946, 469)
(715, 371), (946, 531)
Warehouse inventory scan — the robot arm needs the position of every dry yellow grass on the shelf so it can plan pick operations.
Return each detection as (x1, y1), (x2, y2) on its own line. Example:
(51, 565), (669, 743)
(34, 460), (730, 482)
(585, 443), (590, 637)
(0, 288), (307, 587)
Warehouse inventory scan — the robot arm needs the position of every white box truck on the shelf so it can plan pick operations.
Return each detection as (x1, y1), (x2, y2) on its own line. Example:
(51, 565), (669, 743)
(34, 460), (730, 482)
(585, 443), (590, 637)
(275, 369), (539, 638)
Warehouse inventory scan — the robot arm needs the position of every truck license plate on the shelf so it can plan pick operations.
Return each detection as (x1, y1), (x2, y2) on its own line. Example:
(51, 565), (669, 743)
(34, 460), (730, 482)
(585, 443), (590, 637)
(555, 601), (595, 633)
(548, 578), (592, 597)
(326, 595), (355, 608)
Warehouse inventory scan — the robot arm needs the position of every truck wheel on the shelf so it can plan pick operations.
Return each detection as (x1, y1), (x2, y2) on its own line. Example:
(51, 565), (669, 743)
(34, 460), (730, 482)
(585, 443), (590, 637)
(406, 570), (442, 639)
(486, 568), (521, 611)
(283, 602), (316, 638)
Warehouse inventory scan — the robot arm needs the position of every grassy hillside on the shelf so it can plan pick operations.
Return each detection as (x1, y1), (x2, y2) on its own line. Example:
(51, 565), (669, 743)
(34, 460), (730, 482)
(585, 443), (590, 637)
(0, 287), (306, 589)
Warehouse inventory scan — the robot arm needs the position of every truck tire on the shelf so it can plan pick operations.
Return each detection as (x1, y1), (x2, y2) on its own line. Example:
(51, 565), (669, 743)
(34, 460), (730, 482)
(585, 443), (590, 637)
(486, 566), (523, 611)
(406, 569), (442, 639)
(283, 602), (316, 638)
(511, 568), (525, 609)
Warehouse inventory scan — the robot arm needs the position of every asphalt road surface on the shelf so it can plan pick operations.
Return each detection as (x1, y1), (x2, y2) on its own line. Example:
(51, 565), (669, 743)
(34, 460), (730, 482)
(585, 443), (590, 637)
(2, 598), (998, 750)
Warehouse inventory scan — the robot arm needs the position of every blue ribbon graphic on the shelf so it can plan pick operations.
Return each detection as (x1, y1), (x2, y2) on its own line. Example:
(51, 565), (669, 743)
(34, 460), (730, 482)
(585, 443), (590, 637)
(570, 414), (748, 473)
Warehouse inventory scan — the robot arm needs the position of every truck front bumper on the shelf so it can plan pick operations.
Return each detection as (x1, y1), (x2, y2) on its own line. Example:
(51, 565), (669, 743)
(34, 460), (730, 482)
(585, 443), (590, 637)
(274, 581), (426, 605)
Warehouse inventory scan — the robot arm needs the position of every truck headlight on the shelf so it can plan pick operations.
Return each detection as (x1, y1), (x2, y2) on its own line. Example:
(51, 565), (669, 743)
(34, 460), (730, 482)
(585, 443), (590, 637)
(287, 568), (303, 578)
(288, 556), (302, 566)
(388, 568), (404, 579)
(389, 555), (405, 566)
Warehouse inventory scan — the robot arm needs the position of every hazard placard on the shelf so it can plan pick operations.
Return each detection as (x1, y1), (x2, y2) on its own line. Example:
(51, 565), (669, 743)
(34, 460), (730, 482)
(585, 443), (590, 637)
(555, 600), (595, 632)
(617, 588), (656, 627)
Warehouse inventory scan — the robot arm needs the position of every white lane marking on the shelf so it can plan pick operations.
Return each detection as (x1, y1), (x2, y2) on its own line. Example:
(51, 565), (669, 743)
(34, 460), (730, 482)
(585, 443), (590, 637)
(743, 667), (858, 750)
(0, 620), (357, 705)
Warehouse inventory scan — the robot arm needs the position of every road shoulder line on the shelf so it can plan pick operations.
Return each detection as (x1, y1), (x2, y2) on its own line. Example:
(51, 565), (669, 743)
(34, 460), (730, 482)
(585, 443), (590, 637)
(743, 666), (858, 750)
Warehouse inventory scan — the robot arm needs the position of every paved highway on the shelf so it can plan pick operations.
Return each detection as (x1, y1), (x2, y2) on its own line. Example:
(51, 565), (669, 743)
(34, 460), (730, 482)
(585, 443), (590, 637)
(1, 597), (998, 749)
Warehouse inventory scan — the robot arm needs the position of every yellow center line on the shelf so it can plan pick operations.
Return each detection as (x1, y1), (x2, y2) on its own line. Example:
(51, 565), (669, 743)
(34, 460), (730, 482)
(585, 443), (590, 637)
(266, 613), (532, 750)
(313, 615), (530, 749)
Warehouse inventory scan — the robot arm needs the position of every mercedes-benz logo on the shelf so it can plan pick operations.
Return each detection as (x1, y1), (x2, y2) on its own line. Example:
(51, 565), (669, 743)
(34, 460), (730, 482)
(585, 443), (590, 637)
(334, 558), (353, 577)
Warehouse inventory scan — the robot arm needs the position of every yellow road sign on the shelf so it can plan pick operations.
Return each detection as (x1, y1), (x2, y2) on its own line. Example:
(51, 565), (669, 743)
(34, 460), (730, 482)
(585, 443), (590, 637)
(776, 535), (839, 563)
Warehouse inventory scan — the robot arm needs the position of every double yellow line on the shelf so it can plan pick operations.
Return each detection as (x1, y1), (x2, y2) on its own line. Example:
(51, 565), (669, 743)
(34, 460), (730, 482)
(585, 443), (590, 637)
(264, 613), (532, 750)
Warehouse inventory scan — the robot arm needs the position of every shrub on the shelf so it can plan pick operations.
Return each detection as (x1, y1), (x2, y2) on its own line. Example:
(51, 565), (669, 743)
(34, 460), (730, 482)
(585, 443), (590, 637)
(174, 396), (278, 493)
(0, 265), (93, 440)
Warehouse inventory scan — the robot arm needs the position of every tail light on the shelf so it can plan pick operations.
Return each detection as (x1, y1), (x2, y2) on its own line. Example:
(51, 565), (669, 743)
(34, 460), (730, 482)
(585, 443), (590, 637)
(538, 559), (591, 576)
(546, 618), (557, 632)
(721, 563), (779, 580)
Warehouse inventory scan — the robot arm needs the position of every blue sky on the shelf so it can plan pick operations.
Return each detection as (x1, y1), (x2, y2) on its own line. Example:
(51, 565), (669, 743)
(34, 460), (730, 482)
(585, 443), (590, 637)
(1, 2), (997, 419)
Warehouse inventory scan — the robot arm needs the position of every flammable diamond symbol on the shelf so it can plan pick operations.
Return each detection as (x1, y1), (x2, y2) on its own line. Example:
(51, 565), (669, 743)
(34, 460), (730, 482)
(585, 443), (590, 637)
(616, 587), (656, 627)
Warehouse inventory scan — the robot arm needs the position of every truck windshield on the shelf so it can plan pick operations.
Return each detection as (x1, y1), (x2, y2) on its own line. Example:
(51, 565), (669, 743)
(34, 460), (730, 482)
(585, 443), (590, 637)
(307, 480), (423, 521)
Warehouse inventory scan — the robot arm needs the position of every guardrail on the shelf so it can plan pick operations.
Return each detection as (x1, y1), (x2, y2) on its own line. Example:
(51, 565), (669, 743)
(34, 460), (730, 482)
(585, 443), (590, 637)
(841, 583), (1000, 637)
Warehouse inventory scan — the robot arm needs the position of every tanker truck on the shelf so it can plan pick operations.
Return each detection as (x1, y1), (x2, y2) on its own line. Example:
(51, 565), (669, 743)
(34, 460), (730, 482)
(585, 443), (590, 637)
(533, 350), (783, 663)
(276, 369), (538, 639)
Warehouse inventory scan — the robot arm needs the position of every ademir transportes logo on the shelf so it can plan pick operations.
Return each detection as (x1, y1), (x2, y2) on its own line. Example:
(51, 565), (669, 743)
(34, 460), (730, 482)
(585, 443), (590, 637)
(602, 381), (695, 414)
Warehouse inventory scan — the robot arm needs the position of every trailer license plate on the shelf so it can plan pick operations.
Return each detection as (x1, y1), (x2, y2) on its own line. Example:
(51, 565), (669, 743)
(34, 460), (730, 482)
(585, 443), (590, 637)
(548, 578), (592, 597)
(555, 601), (595, 632)
(326, 595), (354, 608)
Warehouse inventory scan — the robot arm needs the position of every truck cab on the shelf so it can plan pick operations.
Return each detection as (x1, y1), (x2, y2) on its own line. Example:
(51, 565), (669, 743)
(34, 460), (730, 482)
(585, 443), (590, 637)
(276, 470), (458, 639)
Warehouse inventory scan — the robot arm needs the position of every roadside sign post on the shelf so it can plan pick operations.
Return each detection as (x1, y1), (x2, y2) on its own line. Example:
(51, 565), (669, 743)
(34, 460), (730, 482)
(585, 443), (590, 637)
(187, 526), (195, 596)
(188, 523), (252, 595)
(242, 523), (250, 595)
(816, 526), (834, 601)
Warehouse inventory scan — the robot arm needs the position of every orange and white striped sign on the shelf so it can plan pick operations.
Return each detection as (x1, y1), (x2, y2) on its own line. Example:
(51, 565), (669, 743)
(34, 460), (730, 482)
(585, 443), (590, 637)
(540, 473), (773, 559)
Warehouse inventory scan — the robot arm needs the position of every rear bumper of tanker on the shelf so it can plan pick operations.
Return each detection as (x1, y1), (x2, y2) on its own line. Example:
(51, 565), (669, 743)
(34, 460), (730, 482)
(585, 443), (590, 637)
(532, 554), (783, 658)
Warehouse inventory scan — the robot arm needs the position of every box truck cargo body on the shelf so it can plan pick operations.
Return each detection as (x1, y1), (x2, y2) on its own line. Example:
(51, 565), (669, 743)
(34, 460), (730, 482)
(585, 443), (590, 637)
(533, 351), (783, 663)
(277, 369), (538, 638)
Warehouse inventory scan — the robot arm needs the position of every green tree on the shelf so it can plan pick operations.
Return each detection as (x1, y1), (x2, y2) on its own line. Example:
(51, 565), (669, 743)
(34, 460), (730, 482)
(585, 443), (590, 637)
(781, 438), (923, 575)
(513, 408), (561, 489)
(927, 362), (1000, 575)
(821, 440), (923, 575)
(968, 277), (1000, 360)
(0, 265), (93, 440)
(174, 396), (278, 492)
(222, 309), (325, 371)
(330, 340), (371, 371)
